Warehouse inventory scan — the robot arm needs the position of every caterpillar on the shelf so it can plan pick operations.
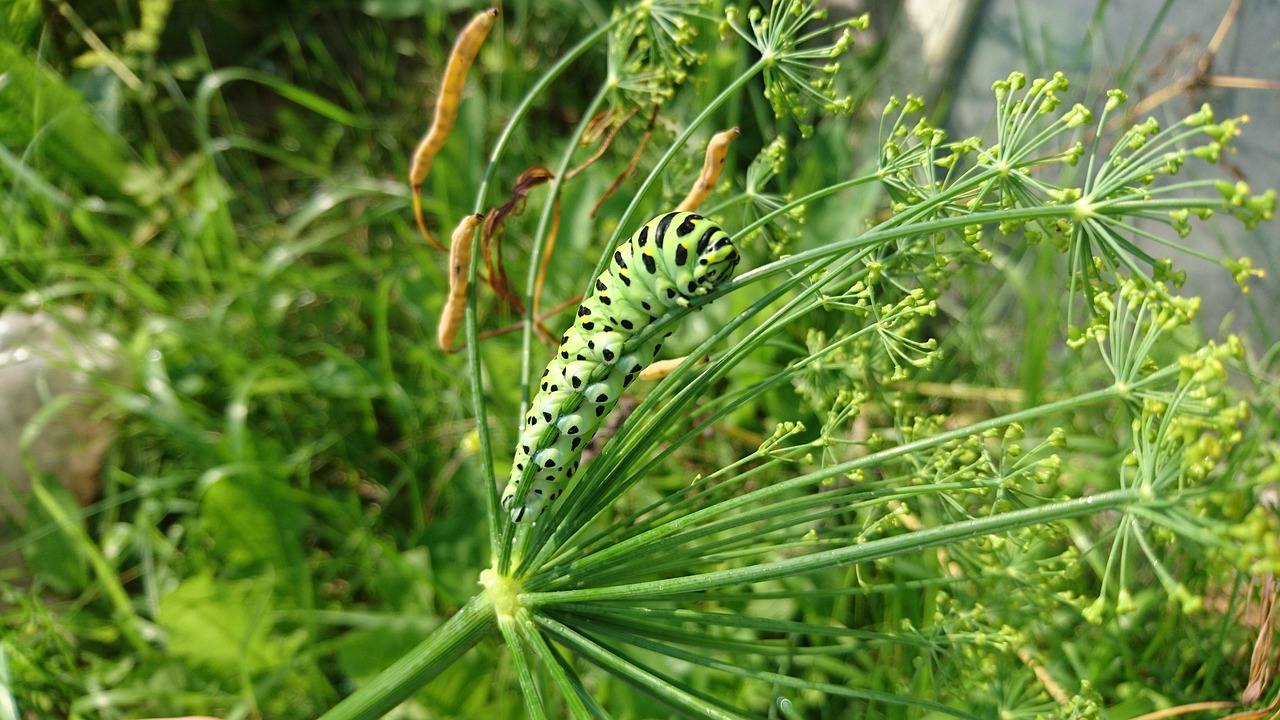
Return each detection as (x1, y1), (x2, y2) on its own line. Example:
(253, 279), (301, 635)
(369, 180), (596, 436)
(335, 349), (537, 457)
(501, 211), (740, 523)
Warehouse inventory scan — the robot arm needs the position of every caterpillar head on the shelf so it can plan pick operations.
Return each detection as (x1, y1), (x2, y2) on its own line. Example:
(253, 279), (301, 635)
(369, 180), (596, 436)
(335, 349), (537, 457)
(680, 214), (740, 296)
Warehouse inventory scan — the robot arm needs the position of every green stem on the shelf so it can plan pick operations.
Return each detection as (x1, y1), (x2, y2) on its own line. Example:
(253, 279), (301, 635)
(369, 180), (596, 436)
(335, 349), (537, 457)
(583, 57), (768, 286)
(525, 488), (1141, 605)
(467, 12), (628, 567)
(534, 614), (749, 720)
(29, 477), (149, 653)
(529, 382), (1130, 590)
(468, 16), (624, 218)
(500, 86), (611, 573)
(318, 593), (495, 720)
(498, 615), (550, 720)
(730, 201), (1109, 290)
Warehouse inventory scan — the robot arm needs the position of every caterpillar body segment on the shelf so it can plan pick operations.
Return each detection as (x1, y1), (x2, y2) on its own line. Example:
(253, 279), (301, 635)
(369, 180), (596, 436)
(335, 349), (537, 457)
(501, 212), (739, 523)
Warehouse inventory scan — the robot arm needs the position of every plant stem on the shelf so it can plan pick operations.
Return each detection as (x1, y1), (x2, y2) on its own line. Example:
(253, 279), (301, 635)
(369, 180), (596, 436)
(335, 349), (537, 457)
(500, 86), (611, 573)
(467, 13), (627, 568)
(469, 17), (624, 218)
(583, 57), (768, 286)
(318, 593), (495, 720)
(524, 488), (1141, 605)
(30, 478), (149, 653)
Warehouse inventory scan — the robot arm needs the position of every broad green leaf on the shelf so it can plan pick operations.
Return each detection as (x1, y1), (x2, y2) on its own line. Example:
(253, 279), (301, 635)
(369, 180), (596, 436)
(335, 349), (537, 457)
(156, 573), (296, 678)
(0, 42), (129, 198)
(0, 0), (38, 46)
(200, 471), (309, 596)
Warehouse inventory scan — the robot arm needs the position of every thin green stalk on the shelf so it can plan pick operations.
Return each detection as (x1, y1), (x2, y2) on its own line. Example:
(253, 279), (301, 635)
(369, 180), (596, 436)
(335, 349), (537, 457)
(530, 384), (1125, 591)
(524, 488), (1141, 604)
(528, 446), (784, 576)
(554, 604), (907, 645)
(498, 616), (550, 720)
(318, 593), (495, 720)
(576, 482), (999, 586)
(583, 57), (768, 286)
(498, 85), (611, 572)
(733, 200), (1150, 288)
(469, 16), (624, 217)
(557, 612), (980, 719)
(468, 12), (628, 567)
(534, 614), (752, 720)
(515, 611), (594, 719)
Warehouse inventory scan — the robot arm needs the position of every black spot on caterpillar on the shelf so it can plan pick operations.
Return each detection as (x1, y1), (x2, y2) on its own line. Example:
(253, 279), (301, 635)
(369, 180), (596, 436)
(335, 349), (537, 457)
(500, 211), (739, 523)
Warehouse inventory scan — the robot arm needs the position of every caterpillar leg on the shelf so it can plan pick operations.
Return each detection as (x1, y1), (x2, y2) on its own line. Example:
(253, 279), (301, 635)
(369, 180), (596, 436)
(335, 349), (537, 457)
(501, 479), (563, 523)
(501, 480), (536, 521)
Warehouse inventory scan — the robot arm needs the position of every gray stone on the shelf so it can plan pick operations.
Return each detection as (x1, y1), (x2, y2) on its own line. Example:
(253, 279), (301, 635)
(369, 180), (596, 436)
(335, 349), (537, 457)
(0, 308), (121, 530)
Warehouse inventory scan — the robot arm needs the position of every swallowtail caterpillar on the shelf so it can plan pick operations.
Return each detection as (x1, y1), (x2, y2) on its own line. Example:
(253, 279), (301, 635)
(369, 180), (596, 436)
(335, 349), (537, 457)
(501, 211), (740, 523)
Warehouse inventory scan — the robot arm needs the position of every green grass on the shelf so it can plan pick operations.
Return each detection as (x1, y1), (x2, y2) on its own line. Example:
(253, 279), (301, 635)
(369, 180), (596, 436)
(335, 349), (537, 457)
(2, 1), (1279, 719)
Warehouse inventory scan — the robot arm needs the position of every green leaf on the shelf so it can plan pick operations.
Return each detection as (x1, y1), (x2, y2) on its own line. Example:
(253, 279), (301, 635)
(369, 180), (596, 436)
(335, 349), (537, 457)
(0, 42), (129, 198)
(20, 480), (88, 591)
(156, 573), (295, 678)
(200, 471), (309, 595)
(0, 0), (39, 46)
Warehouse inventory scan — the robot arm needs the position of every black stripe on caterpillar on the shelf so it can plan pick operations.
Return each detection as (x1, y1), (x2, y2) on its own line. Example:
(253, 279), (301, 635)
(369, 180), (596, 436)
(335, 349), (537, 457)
(500, 211), (740, 523)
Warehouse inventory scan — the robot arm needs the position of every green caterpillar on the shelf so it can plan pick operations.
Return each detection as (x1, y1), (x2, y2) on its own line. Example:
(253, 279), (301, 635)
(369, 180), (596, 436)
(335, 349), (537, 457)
(501, 211), (740, 523)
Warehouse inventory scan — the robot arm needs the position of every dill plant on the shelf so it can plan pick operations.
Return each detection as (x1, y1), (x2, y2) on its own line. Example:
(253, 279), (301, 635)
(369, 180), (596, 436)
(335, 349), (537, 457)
(324, 2), (1276, 719)
(2, 0), (1276, 718)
